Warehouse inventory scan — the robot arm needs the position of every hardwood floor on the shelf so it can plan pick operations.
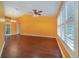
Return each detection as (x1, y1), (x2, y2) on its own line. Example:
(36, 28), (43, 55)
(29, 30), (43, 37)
(1, 35), (62, 58)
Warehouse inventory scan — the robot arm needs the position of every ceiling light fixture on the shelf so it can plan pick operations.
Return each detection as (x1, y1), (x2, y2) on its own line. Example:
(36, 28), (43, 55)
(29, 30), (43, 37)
(0, 18), (5, 22)
(10, 20), (16, 22)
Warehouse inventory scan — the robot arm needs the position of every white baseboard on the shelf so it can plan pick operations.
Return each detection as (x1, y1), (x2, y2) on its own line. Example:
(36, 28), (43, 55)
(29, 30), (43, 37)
(5, 33), (16, 36)
(0, 41), (5, 57)
(56, 37), (65, 58)
(56, 35), (72, 58)
(21, 34), (56, 38)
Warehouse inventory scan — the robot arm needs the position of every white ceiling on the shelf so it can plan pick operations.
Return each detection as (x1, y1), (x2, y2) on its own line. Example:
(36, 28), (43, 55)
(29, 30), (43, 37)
(3, 1), (61, 17)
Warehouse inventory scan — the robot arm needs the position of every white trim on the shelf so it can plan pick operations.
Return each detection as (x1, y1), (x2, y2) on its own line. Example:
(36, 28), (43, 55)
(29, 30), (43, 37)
(21, 34), (56, 38)
(5, 34), (12, 36)
(57, 35), (72, 57)
(0, 41), (5, 57)
(5, 33), (16, 36)
(74, 2), (79, 57)
(56, 38), (65, 58)
(57, 2), (78, 57)
(16, 24), (20, 34)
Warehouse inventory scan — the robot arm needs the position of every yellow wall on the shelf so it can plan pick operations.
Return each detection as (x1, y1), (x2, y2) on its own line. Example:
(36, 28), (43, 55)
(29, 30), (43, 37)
(19, 16), (57, 37)
(0, 1), (4, 18)
(0, 23), (5, 48)
(0, 1), (5, 50)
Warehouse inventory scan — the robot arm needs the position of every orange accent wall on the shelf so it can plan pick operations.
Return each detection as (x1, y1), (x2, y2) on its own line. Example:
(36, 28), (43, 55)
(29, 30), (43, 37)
(18, 16), (57, 37)
(0, 23), (5, 48)
(10, 22), (17, 35)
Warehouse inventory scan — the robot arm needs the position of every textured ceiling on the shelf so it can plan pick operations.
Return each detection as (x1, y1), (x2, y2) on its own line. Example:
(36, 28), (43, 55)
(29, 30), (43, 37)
(3, 1), (61, 17)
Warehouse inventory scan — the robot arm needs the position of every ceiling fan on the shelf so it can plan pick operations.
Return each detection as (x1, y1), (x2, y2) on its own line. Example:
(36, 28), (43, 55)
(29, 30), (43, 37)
(33, 9), (43, 16)
(5, 16), (11, 19)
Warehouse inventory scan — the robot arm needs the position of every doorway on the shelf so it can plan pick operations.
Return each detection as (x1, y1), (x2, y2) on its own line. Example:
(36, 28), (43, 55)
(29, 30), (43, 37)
(5, 23), (11, 36)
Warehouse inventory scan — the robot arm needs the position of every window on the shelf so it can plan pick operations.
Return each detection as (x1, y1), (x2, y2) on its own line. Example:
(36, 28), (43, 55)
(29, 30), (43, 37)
(65, 2), (75, 51)
(57, 2), (75, 51)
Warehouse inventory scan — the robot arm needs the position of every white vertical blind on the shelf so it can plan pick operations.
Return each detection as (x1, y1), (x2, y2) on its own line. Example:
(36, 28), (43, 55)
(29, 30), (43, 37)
(57, 1), (75, 51)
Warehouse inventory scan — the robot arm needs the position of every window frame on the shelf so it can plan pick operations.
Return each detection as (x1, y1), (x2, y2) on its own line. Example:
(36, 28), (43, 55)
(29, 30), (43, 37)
(57, 1), (78, 57)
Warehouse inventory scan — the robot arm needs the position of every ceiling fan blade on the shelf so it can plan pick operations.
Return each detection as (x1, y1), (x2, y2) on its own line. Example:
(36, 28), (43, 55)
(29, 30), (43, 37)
(5, 16), (11, 19)
(37, 13), (41, 15)
(33, 9), (37, 12)
(38, 11), (43, 13)
(32, 9), (42, 16)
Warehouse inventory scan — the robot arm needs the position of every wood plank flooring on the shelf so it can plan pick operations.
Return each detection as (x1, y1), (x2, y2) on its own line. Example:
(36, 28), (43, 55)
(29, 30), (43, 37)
(1, 35), (62, 58)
